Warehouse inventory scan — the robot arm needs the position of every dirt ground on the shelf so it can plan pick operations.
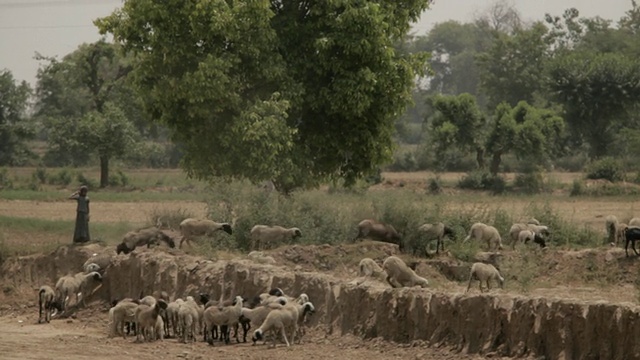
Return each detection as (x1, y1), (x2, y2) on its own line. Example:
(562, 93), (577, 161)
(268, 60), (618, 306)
(0, 308), (503, 360)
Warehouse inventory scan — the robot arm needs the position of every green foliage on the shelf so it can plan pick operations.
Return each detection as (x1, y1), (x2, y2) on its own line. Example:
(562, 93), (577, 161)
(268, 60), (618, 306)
(548, 52), (640, 159)
(513, 171), (546, 194)
(76, 172), (98, 189)
(149, 208), (195, 230)
(46, 168), (72, 186)
(427, 177), (442, 194)
(108, 170), (129, 187)
(570, 179), (584, 196)
(0, 70), (34, 166)
(585, 157), (625, 182)
(32, 166), (47, 184)
(527, 203), (600, 247)
(0, 168), (13, 190)
(457, 171), (506, 194)
(96, 0), (433, 192)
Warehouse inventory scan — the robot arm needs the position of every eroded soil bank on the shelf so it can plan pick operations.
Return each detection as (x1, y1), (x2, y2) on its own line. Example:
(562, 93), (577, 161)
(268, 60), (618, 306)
(3, 244), (640, 360)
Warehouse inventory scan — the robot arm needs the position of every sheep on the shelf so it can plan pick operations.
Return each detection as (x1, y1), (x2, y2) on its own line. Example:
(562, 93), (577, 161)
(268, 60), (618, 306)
(250, 225), (302, 251)
(240, 298), (288, 329)
(177, 296), (202, 343)
(354, 219), (403, 250)
(179, 218), (233, 249)
(38, 285), (62, 324)
(417, 222), (455, 255)
(110, 300), (140, 338)
(357, 258), (388, 283)
(202, 295), (244, 345)
(630, 217), (640, 227)
(139, 295), (157, 307)
(382, 256), (429, 288)
(527, 218), (541, 225)
(466, 262), (505, 293)
(81, 253), (112, 275)
(251, 301), (315, 348)
(248, 251), (277, 265)
(166, 298), (184, 338)
(509, 223), (550, 247)
(116, 227), (176, 255)
(616, 223), (629, 245)
(54, 271), (102, 311)
(463, 222), (503, 251)
(624, 226), (640, 257)
(605, 215), (619, 243)
(134, 300), (168, 342)
(512, 229), (547, 249)
(154, 315), (165, 341)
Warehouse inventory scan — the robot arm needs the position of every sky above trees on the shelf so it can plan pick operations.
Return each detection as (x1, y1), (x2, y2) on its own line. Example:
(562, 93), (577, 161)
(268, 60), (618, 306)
(0, 0), (633, 85)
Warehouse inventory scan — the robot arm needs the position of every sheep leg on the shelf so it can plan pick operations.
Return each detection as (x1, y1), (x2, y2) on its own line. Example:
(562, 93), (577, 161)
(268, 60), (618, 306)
(466, 277), (473, 293)
(242, 321), (250, 343)
(280, 324), (291, 347)
(633, 239), (640, 256)
(626, 238), (630, 257)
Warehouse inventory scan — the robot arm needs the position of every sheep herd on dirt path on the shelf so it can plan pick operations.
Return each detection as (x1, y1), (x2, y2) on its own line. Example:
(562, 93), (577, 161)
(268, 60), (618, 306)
(34, 213), (640, 348)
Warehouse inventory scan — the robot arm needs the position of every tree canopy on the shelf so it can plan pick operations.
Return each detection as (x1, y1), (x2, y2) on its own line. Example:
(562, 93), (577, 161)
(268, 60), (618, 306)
(0, 70), (33, 166)
(95, 0), (433, 192)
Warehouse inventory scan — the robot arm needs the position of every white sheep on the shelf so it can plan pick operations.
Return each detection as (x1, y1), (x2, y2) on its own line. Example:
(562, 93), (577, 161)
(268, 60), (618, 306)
(135, 300), (168, 342)
(166, 298), (184, 338)
(357, 258), (388, 283)
(37, 285), (61, 324)
(417, 222), (455, 255)
(512, 229), (547, 249)
(630, 217), (640, 227)
(463, 222), (503, 251)
(116, 227), (176, 255)
(240, 299), (287, 330)
(509, 223), (550, 247)
(250, 225), (302, 251)
(466, 262), (505, 293)
(248, 250), (277, 265)
(110, 300), (140, 338)
(251, 306), (297, 348)
(354, 219), (403, 250)
(179, 218), (233, 249)
(616, 223), (629, 245)
(177, 296), (203, 343)
(382, 256), (429, 288)
(54, 271), (102, 311)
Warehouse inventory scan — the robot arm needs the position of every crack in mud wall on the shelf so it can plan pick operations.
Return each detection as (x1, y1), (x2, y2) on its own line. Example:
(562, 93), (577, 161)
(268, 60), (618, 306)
(3, 245), (640, 360)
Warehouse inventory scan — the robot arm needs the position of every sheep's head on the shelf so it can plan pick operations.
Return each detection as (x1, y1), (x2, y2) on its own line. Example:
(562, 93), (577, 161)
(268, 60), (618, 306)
(88, 272), (102, 281)
(199, 293), (210, 305)
(533, 233), (547, 248)
(220, 223), (233, 235)
(443, 226), (456, 240)
(302, 302), (316, 315)
(291, 228), (302, 238)
(268, 287), (284, 297)
(115, 243), (131, 255)
(159, 233), (176, 248)
(252, 329), (264, 343)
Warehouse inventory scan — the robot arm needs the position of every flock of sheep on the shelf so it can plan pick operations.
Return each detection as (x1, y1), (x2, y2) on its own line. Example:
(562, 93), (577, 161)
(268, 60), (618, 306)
(33, 212), (640, 349)
(37, 255), (317, 348)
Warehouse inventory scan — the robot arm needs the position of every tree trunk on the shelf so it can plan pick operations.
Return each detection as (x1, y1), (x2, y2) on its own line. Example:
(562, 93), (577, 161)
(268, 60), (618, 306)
(475, 147), (486, 169)
(489, 151), (502, 175)
(100, 155), (109, 188)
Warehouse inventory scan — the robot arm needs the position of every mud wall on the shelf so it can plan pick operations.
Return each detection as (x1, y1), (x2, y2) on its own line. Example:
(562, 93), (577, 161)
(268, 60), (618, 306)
(3, 245), (640, 360)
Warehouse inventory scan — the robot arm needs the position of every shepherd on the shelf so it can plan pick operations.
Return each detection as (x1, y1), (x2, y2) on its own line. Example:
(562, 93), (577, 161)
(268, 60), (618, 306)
(69, 185), (90, 243)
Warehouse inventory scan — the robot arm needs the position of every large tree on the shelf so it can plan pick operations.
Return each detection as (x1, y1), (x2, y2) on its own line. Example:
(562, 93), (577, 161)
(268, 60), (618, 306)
(95, 0), (433, 193)
(35, 40), (146, 186)
(547, 52), (640, 159)
(0, 70), (33, 166)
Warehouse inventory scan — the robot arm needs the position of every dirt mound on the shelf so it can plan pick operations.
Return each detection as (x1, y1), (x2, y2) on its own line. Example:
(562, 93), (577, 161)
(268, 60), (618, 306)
(4, 244), (640, 359)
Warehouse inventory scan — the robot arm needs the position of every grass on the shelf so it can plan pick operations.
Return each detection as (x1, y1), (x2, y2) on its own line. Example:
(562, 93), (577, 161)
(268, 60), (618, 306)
(0, 189), (205, 202)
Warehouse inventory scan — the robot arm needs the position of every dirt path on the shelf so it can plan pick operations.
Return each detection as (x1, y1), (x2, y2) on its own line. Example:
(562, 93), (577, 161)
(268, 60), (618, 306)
(0, 310), (499, 360)
(0, 199), (208, 224)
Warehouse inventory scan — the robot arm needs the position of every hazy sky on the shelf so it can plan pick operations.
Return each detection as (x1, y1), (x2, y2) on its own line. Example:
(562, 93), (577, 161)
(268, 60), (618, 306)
(0, 0), (633, 86)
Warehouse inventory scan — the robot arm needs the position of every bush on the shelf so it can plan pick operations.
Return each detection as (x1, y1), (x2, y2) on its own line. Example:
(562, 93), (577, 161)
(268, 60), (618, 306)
(457, 171), (506, 194)
(108, 170), (130, 187)
(47, 168), (72, 186)
(32, 166), (47, 184)
(427, 177), (442, 194)
(570, 179), (584, 196)
(0, 168), (13, 190)
(77, 172), (98, 189)
(585, 157), (625, 182)
(513, 171), (545, 194)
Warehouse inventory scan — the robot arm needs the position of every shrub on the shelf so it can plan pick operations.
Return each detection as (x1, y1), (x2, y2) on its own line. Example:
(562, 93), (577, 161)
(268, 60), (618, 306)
(149, 207), (195, 230)
(77, 172), (98, 189)
(32, 166), (47, 184)
(427, 177), (442, 194)
(47, 168), (72, 186)
(570, 179), (584, 196)
(0, 168), (13, 190)
(108, 170), (130, 187)
(585, 157), (625, 182)
(514, 171), (545, 194)
(457, 171), (506, 194)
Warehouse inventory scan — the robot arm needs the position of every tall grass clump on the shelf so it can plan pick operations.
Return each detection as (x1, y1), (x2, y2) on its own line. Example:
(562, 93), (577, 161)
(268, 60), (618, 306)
(148, 207), (195, 230)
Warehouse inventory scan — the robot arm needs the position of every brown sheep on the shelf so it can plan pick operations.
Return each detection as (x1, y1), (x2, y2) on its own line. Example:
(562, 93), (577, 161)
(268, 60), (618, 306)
(116, 227), (175, 255)
(354, 219), (403, 250)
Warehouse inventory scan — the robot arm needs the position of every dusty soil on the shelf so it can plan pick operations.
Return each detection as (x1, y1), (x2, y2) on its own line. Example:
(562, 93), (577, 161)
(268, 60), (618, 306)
(0, 307), (500, 360)
(0, 199), (208, 224)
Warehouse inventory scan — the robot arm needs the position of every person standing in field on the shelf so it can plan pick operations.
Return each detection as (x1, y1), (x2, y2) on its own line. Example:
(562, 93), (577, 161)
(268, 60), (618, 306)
(69, 185), (90, 243)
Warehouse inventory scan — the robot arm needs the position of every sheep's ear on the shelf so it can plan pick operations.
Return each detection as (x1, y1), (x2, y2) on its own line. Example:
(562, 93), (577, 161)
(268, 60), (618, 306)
(158, 300), (168, 310)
